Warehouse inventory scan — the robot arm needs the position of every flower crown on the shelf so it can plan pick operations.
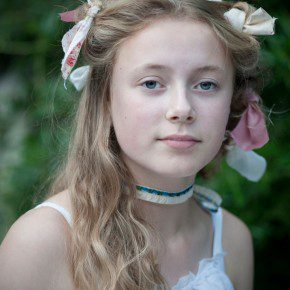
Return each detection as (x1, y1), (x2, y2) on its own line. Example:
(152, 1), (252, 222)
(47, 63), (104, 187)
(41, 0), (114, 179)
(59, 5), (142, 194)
(59, 0), (277, 182)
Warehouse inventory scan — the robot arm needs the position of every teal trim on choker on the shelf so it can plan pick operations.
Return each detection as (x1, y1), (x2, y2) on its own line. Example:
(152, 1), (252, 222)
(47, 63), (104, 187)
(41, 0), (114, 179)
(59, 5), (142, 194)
(136, 184), (193, 197)
(135, 183), (222, 212)
(135, 184), (194, 205)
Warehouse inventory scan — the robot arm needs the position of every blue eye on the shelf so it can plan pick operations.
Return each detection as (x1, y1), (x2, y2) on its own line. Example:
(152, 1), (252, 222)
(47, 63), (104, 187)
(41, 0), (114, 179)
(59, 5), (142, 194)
(142, 80), (160, 90)
(198, 81), (217, 91)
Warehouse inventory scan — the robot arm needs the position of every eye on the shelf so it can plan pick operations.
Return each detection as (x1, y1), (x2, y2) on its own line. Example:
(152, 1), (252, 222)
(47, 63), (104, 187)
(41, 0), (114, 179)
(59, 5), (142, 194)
(141, 80), (161, 90)
(196, 81), (218, 91)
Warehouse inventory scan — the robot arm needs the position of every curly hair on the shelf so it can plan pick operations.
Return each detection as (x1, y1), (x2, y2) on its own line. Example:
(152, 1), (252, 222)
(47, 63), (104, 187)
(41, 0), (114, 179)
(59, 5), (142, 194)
(46, 0), (269, 289)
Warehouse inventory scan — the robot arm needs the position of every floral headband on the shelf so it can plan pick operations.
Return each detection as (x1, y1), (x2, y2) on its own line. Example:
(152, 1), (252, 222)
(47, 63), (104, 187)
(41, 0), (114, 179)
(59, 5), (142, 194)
(59, 0), (277, 182)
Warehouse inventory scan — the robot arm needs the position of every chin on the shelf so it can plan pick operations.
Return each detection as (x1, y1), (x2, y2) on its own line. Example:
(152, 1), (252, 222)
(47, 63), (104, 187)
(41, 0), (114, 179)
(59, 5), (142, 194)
(152, 166), (199, 179)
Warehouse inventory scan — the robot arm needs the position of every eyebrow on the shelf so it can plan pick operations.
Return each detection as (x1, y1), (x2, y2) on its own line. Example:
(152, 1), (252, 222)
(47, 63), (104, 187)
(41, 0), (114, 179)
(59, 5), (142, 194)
(133, 63), (225, 74)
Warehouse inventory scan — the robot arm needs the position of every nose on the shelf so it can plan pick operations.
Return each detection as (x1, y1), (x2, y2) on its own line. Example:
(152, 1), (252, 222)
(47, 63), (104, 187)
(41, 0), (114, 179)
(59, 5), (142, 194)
(165, 85), (196, 123)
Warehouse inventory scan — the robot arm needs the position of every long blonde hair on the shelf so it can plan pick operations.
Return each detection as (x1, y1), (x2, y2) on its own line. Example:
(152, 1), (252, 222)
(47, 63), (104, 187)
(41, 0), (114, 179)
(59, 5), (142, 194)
(46, 0), (265, 289)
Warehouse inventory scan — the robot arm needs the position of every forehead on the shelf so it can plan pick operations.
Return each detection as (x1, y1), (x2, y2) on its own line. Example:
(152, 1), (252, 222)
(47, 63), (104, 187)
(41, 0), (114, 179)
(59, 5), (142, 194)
(113, 18), (232, 75)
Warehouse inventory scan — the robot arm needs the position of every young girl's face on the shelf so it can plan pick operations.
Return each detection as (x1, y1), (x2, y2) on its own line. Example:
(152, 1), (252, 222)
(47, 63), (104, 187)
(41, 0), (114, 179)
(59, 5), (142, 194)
(110, 18), (234, 187)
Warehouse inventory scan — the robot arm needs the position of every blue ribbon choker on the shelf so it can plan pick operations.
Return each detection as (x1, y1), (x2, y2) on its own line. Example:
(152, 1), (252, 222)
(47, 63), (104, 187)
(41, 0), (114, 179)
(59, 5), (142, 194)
(135, 183), (222, 212)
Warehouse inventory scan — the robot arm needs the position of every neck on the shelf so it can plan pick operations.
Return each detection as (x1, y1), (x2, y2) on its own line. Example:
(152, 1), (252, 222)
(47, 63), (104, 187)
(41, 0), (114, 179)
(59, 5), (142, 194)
(132, 181), (222, 241)
(137, 194), (192, 239)
(135, 193), (203, 242)
(133, 182), (200, 241)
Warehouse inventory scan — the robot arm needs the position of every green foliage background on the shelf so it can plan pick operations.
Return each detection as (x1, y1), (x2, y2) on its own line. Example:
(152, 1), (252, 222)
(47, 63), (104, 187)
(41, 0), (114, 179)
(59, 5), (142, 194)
(0, 1), (289, 289)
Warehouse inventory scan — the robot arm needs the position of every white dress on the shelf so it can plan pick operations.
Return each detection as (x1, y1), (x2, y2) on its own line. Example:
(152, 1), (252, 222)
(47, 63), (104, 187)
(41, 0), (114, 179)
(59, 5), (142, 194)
(33, 198), (235, 290)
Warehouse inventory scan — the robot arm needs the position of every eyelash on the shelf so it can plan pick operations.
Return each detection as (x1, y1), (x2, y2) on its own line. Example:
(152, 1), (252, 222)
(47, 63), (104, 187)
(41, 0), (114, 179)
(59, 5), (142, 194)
(141, 80), (218, 91)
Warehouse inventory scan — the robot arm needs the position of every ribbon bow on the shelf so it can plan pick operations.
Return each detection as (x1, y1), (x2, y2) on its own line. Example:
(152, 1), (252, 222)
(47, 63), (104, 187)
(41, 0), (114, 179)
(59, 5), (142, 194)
(60, 0), (103, 87)
(230, 88), (269, 151)
(224, 7), (277, 35)
(225, 89), (269, 181)
(225, 145), (267, 182)
(208, 1), (277, 35)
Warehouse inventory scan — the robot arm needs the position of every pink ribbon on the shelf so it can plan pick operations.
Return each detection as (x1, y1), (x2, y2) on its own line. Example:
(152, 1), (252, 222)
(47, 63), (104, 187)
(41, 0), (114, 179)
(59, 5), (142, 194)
(59, 9), (78, 23)
(230, 89), (269, 151)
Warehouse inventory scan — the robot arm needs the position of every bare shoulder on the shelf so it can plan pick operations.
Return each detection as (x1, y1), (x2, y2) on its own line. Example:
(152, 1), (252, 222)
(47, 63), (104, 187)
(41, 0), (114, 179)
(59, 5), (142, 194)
(0, 190), (74, 290)
(222, 207), (254, 290)
(45, 189), (72, 213)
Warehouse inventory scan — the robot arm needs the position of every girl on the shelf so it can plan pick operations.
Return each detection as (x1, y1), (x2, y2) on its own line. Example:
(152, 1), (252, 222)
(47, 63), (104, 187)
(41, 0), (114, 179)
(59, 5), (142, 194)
(0, 0), (276, 289)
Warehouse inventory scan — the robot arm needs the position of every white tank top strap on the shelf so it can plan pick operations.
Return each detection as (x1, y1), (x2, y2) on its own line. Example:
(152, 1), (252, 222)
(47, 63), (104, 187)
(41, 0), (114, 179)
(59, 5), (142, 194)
(211, 207), (224, 255)
(34, 201), (72, 227)
(211, 207), (226, 270)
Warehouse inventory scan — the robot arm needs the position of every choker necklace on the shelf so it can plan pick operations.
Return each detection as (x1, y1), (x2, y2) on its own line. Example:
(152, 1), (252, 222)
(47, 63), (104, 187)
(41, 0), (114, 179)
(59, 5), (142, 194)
(135, 184), (222, 212)
(136, 184), (194, 204)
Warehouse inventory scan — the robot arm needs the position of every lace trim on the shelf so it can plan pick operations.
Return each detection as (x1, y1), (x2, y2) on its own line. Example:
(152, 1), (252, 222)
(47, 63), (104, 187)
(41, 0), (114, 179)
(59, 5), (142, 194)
(171, 251), (233, 289)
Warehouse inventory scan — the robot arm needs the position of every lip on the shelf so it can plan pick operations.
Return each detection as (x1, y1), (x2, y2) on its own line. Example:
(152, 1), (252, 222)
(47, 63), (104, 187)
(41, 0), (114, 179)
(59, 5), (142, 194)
(158, 135), (201, 149)
(159, 134), (201, 142)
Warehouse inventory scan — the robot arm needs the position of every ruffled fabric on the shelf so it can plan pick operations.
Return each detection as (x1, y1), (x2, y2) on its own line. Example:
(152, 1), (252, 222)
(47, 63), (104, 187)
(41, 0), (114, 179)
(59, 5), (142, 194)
(172, 252), (234, 290)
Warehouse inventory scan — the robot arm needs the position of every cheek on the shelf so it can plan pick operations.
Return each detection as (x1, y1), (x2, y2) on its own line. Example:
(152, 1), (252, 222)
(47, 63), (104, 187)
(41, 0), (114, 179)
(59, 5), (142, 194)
(110, 94), (159, 151)
(202, 99), (231, 138)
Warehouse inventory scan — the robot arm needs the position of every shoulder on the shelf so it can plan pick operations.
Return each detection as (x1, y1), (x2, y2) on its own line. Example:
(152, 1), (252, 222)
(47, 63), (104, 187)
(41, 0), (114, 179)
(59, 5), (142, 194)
(45, 189), (72, 214)
(222, 207), (254, 290)
(0, 191), (73, 290)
